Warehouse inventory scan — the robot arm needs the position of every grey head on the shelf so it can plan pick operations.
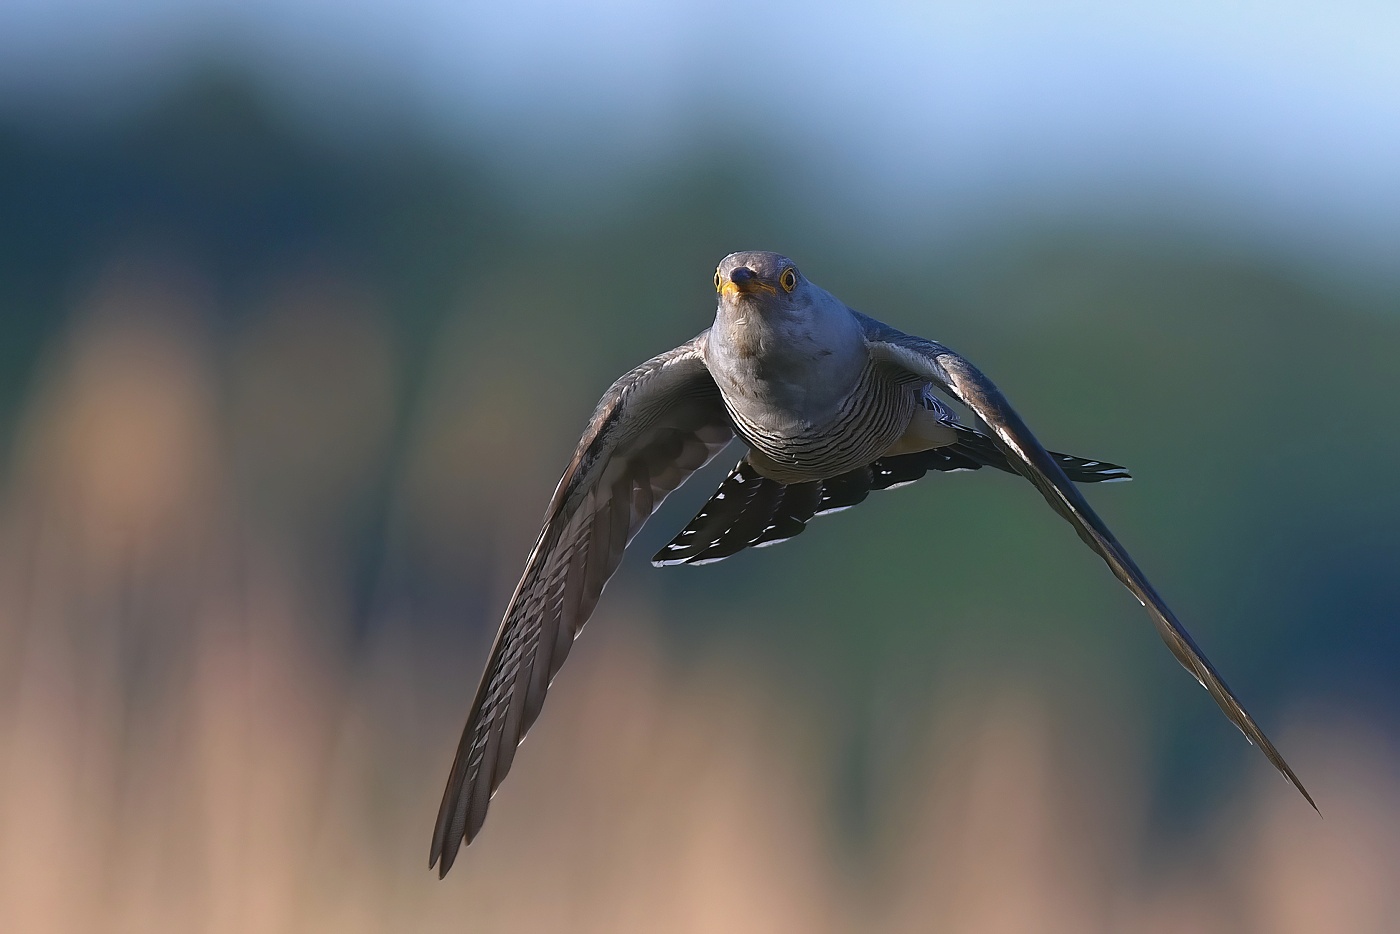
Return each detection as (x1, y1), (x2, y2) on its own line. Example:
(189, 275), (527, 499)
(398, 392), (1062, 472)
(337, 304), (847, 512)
(715, 251), (803, 303)
(706, 251), (869, 415)
(712, 250), (861, 328)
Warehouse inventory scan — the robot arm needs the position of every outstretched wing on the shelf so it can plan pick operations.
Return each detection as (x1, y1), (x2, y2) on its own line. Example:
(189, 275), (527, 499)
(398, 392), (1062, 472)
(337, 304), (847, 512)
(430, 335), (733, 876)
(857, 312), (1315, 810)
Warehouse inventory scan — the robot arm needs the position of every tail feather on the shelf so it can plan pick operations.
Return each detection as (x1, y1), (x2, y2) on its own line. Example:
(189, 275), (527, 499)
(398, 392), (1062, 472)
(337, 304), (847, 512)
(652, 436), (1129, 567)
(948, 426), (1132, 483)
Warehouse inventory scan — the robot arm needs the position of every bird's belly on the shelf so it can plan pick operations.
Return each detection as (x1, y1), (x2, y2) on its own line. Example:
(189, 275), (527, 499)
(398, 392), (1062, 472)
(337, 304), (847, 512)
(723, 369), (919, 483)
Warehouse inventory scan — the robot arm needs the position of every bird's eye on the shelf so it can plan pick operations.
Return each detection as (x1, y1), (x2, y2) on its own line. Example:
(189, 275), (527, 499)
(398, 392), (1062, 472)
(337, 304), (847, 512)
(780, 267), (798, 292)
(714, 269), (722, 292)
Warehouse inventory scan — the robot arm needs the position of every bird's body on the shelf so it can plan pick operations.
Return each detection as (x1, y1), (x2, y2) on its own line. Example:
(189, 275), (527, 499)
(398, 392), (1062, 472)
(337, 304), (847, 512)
(704, 255), (942, 482)
(428, 251), (1313, 878)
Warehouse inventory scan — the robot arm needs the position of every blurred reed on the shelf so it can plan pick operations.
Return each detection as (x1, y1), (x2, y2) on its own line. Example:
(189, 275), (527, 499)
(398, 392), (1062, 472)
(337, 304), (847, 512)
(1, 260), (1397, 934)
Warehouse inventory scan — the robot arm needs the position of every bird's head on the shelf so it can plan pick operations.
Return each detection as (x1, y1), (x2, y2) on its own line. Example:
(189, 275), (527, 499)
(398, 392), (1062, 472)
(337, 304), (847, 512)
(713, 251), (808, 315)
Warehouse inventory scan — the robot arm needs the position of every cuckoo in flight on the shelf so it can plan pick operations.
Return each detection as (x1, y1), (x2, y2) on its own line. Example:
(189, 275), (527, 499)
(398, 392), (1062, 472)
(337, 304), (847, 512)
(430, 251), (1314, 876)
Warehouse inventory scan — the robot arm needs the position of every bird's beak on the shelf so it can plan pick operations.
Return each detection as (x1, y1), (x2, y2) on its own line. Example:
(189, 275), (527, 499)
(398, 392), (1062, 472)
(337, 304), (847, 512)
(721, 266), (777, 298)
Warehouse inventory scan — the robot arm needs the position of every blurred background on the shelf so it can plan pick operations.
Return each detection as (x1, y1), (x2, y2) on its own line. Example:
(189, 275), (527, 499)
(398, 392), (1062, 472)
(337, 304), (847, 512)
(1, 1), (1398, 931)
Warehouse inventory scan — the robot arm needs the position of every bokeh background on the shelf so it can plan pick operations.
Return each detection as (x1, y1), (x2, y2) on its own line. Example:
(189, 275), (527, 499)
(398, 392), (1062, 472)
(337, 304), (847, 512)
(2, 2), (1399, 931)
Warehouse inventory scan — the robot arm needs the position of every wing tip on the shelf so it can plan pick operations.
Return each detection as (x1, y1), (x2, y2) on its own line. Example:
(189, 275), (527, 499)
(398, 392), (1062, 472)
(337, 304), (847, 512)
(430, 749), (476, 878)
(1247, 716), (1319, 816)
(430, 809), (472, 878)
(1282, 765), (1320, 815)
(429, 810), (459, 878)
(429, 837), (455, 878)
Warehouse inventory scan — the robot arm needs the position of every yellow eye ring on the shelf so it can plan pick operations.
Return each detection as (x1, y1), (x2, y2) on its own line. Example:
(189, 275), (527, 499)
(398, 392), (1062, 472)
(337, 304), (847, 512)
(780, 267), (797, 292)
(714, 269), (722, 292)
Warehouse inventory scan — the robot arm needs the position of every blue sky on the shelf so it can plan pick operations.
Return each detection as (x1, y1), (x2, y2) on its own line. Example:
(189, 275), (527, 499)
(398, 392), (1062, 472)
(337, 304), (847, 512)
(2, 0), (1397, 275)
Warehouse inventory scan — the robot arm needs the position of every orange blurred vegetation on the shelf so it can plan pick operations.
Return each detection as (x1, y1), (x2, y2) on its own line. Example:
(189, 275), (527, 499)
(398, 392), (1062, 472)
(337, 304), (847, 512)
(2, 262), (1397, 934)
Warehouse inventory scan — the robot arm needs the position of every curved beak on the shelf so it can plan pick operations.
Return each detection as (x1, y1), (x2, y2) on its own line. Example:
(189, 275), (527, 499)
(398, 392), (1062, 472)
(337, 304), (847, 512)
(721, 266), (776, 298)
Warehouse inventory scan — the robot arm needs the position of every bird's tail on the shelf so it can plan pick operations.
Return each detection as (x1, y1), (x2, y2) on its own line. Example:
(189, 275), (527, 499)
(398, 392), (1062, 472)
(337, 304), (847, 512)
(946, 426), (1132, 483)
(652, 433), (1129, 567)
